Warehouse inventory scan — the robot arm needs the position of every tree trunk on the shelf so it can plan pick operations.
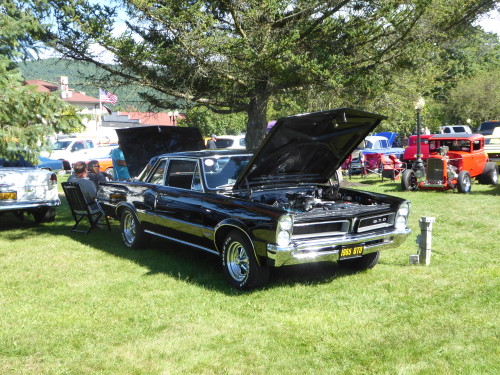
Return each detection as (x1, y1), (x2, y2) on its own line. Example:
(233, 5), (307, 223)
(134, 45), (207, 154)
(245, 91), (270, 150)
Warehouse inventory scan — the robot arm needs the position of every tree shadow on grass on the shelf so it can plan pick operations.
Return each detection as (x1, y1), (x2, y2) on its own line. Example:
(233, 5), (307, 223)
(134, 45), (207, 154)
(0, 195), (372, 294)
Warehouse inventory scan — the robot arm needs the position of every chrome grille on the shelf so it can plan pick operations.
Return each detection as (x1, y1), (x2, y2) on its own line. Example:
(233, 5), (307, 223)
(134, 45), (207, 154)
(427, 158), (444, 183)
(357, 213), (394, 233)
(292, 220), (349, 239)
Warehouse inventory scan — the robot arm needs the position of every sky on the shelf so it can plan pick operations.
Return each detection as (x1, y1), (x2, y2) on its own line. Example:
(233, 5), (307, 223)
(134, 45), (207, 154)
(475, 9), (500, 35)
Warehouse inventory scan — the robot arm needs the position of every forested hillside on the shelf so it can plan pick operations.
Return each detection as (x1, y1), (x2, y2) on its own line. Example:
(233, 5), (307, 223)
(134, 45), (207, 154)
(19, 58), (184, 112)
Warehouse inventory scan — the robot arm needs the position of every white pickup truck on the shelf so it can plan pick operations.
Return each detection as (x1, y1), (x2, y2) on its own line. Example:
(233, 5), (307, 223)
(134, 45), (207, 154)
(0, 160), (60, 223)
(43, 138), (117, 169)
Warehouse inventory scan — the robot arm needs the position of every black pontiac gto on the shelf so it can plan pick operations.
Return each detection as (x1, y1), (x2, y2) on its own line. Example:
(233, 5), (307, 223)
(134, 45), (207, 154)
(97, 109), (411, 289)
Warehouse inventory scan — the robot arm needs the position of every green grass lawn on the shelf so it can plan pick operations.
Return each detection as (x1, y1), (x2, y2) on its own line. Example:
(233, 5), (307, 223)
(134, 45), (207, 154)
(0, 176), (499, 375)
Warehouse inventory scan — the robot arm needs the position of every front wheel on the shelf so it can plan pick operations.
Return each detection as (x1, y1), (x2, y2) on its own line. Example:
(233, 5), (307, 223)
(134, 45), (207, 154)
(120, 208), (148, 248)
(457, 171), (471, 193)
(338, 251), (380, 271)
(401, 169), (418, 191)
(222, 230), (269, 290)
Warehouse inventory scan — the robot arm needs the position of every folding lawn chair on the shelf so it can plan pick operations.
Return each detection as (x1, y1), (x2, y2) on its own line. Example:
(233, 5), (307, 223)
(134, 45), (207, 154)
(61, 182), (111, 234)
(363, 153), (383, 176)
(380, 154), (406, 181)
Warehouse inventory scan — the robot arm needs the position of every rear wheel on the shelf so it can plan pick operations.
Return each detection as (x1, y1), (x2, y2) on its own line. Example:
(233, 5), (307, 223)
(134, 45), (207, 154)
(338, 251), (380, 271)
(33, 207), (56, 224)
(401, 170), (418, 191)
(457, 171), (471, 193)
(477, 162), (498, 185)
(120, 208), (148, 248)
(222, 230), (269, 290)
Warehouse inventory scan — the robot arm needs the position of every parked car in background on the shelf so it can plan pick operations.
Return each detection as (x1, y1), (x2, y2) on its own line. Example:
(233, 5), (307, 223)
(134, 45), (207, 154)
(97, 157), (114, 176)
(37, 156), (64, 171)
(97, 108), (412, 290)
(0, 157), (59, 223)
(402, 134), (433, 168)
(401, 133), (497, 193)
(363, 134), (405, 159)
(215, 135), (246, 149)
(484, 127), (500, 167)
(440, 125), (472, 134)
(477, 120), (500, 136)
(43, 137), (96, 161)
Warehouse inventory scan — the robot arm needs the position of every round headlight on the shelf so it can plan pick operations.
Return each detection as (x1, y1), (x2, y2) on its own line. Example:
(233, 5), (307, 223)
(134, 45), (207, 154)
(395, 215), (407, 230)
(277, 230), (291, 246)
(279, 215), (293, 231)
(397, 202), (410, 217)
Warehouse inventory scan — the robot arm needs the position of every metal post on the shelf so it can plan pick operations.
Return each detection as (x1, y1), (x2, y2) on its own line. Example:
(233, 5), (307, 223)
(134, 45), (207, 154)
(418, 217), (435, 266)
(414, 110), (425, 176)
(414, 97), (425, 177)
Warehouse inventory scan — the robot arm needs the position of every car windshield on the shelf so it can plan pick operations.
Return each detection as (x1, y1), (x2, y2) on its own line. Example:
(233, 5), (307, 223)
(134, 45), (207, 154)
(215, 139), (235, 148)
(480, 122), (499, 131)
(202, 155), (252, 189)
(51, 140), (72, 150)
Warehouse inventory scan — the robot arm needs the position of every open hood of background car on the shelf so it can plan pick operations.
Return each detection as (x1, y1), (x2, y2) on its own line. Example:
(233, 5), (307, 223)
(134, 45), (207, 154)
(116, 126), (205, 177)
(374, 132), (397, 147)
(234, 108), (387, 190)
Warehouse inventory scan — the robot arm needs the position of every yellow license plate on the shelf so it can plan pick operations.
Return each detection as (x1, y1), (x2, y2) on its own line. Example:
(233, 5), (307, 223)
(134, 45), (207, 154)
(339, 245), (364, 259)
(0, 192), (17, 200)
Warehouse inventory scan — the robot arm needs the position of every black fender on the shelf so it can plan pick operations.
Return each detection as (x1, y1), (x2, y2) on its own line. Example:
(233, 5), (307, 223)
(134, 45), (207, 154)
(214, 219), (264, 266)
(115, 202), (138, 222)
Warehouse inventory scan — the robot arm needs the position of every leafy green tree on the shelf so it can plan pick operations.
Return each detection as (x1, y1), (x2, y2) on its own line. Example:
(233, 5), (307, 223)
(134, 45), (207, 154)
(178, 107), (247, 138)
(0, 0), (83, 163)
(446, 68), (500, 126)
(30, 0), (497, 148)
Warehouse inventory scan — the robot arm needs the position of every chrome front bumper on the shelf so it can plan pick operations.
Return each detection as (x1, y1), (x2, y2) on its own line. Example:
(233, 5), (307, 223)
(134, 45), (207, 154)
(266, 227), (411, 267)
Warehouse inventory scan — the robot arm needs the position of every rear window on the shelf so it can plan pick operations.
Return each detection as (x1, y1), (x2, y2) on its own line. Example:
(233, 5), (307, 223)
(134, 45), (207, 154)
(215, 139), (234, 148)
(479, 122), (499, 131)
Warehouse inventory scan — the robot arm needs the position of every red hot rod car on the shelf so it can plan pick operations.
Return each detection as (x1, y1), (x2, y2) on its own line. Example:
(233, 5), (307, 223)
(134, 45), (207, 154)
(401, 133), (498, 193)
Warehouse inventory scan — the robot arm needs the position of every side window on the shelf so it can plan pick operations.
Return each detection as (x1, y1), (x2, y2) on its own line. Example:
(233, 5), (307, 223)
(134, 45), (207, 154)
(473, 140), (481, 151)
(149, 159), (167, 185)
(72, 141), (84, 151)
(166, 160), (197, 189)
(191, 164), (203, 191)
(86, 140), (94, 149)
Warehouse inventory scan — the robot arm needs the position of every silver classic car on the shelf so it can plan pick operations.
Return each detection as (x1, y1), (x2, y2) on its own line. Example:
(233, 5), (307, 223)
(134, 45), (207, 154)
(97, 109), (412, 289)
(0, 158), (59, 223)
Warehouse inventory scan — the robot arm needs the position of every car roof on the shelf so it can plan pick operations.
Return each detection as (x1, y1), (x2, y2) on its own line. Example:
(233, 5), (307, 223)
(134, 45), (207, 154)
(409, 134), (433, 139)
(156, 149), (252, 159)
(430, 133), (484, 140)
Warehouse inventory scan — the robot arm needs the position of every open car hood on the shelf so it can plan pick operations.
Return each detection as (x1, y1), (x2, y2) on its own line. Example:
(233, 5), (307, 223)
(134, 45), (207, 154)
(116, 126), (204, 177)
(234, 108), (387, 190)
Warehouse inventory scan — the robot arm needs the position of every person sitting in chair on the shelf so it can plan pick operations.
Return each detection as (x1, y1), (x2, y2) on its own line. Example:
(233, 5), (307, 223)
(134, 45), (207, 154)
(87, 160), (113, 189)
(68, 161), (98, 209)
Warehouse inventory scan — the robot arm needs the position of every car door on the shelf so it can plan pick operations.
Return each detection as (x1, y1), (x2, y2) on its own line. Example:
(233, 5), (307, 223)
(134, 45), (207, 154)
(153, 158), (206, 246)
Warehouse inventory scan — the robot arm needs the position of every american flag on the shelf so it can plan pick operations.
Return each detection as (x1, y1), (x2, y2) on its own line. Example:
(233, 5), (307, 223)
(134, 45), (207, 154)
(99, 88), (118, 104)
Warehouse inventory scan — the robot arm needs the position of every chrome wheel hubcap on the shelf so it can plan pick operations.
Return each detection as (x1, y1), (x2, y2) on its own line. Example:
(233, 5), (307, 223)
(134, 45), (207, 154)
(123, 213), (136, 244)
(464, 175), (471, 191)
(226, 241), (249, 282)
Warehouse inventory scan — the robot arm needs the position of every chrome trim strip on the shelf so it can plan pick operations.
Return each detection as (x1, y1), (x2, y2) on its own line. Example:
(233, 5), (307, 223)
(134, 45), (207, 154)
(144, 230), (220, 256)
(0, 199), (60, 210)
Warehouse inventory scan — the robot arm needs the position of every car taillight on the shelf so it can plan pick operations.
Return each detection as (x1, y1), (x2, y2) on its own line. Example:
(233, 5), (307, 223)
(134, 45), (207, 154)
(50, 173), (57, 185)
